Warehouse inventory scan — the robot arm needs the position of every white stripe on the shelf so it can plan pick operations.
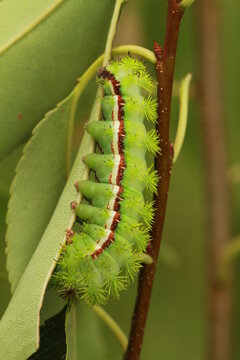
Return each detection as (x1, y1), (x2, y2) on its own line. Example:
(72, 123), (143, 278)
(113, 96), (119, 121)
(109, 82), (115, 96)
(97, 229), (112, 247)
(92, 243), (102, 252)
(107, 185), (120, 210)
(110, 155), (121, 185)
(105, 210), (117, 229)
(112, 121), (120, 154)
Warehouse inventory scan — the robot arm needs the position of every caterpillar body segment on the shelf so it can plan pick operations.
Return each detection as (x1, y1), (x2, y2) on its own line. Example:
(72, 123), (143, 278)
(99, 66), (154, 96)
(75, 203), (149, 248)
(101, 95), (157, 123)
(77, 180), (154, 226)
(83, 153), (157, 193)
(87, 121), (160, 157)
(54, 56), (159, 305)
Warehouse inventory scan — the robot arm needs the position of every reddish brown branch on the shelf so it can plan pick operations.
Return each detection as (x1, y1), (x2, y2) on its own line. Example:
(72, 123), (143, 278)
(124, 2), (184, 359)
(197, 1), (232, 360)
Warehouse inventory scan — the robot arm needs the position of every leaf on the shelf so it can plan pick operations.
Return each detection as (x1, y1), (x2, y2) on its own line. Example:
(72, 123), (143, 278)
(40, 287), (66, 326)
(0, 96), (97, 360)
(6, 94), (74, 293)
(66, 306), (107, 360)
(0, 144), (24, 198)
(28, 306), (68, 360)
(0, 0), (114, 159)
(0, 196), (11, 319)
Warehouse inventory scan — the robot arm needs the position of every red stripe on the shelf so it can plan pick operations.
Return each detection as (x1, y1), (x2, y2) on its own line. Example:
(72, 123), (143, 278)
(110, 212), (121, 231)
(90, 67), (127, 260)
(91, 232), (115, 259)
(116, 155), (126, 185)
(112, 186), (124, 211)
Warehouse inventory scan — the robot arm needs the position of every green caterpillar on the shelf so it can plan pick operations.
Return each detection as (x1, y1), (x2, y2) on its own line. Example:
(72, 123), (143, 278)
(53, 56), (159, 305)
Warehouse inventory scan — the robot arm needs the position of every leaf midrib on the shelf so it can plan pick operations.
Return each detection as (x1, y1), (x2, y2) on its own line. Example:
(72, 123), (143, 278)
(0, 0), (64, 55)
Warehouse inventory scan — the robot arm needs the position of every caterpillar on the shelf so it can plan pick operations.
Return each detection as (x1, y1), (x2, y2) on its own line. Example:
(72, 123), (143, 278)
(53, 56), (160, 305)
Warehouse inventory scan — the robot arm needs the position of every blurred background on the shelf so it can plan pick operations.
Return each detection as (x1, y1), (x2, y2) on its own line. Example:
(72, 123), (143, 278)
(0, 0), (239, 359)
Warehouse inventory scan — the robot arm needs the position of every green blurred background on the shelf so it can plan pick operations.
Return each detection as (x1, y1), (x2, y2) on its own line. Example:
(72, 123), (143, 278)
(0, 0), (239, 359)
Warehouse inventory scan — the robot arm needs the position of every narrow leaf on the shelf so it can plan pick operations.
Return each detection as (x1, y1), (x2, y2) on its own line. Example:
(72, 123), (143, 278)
(6, 95), (73, 293)
(0, 196), (11, 318)
(0, 97), (97, 360)
(0, 145), (24, 198)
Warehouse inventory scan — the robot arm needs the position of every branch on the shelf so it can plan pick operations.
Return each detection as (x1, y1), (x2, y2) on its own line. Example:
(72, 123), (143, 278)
(124, 1), (185, 359)
(197, 1), (233, 359)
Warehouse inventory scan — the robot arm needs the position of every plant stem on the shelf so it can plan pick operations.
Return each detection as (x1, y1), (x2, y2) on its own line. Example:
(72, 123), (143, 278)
(103, 0), (125, 66)
(113, 45), (156, 64)
(197, 1), (232, 359)
(173, 73), (192, 163)
(124, 2), (184, 359)
(92, 305), (128, 353)
(71, 307), (77, 360)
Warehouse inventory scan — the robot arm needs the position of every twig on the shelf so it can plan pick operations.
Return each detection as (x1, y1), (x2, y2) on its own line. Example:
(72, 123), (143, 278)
(124, 2), (184, 359)
(173, 73), (192, 163)
(92, 305), (128, 353)
(103, 0), (125, 66)
(197, 1), (233, 359)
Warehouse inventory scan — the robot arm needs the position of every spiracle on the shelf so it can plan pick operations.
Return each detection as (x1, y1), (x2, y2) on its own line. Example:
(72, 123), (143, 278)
(54, 56), (160, 305)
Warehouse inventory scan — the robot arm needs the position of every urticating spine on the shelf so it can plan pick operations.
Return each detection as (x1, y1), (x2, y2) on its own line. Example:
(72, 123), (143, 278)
(54, 56), (159, 305)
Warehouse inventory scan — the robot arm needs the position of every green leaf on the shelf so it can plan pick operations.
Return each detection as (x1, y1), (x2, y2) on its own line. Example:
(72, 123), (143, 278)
(66, 306), (107, 360)
(28, 306), (68, 360)
(6, 94), (74, 293)
(0, 196), (11, 319)
(0, 144), (24, 198)
(40, 287), (66, 326)
(0, 97), (97, 360)
(0, 0), (114, 159)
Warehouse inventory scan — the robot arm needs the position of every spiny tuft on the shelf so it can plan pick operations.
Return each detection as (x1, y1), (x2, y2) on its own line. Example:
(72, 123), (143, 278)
(124, 95), (157, 123)
(145, 129), (161, 156)
(144, 166), (159, 194)
(119, 56), (146, 73)
(141, 201), (155, 227)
